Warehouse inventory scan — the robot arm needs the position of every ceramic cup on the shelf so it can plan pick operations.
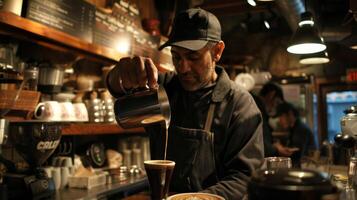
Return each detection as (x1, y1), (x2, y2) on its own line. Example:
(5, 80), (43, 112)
(60, 167), (70, 189)
(58, 141), (72, 155)
(51, 167), (61, 190)
(52, 156), (66, 167)
(43, 166), (53, 178)
(59, 102), (76, 121)
(61, 156), (73, 167)
(73, 102), (89, 122)
(34, 101), (62, 121)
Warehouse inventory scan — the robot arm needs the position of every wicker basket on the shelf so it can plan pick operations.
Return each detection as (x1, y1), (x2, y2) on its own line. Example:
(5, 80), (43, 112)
(0, 90), (41, 119)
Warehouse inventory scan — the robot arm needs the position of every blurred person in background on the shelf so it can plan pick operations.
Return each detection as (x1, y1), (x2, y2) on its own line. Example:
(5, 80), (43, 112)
(252, 82), (292, 157)
(274, 101), (314, 167)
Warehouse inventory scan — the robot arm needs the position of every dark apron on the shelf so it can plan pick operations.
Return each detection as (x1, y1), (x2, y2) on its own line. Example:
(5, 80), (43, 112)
(167, 104), (218, 192)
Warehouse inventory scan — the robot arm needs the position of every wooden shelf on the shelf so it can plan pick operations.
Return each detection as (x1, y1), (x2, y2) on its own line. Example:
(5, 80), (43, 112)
(0, 11), (126, 64)
(0, 11), (173, 70)
(62, 123), (145, 136)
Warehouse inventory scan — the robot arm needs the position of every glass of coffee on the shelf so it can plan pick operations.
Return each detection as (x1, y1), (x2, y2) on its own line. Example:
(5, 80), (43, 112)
(265, 157), (292, 170)
(144, 160), (175, 200)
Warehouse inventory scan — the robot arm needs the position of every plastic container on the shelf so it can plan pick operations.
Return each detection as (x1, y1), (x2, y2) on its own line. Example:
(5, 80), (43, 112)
(68, 172), (106, 189)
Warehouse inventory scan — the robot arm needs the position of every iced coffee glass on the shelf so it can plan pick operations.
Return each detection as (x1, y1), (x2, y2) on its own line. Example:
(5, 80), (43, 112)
(144, 160), (175, 200)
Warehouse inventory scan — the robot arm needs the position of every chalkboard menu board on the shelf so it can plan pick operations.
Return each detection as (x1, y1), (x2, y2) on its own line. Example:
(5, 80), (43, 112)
(93, 8), (133, 54)
(23, 0), (95, 43)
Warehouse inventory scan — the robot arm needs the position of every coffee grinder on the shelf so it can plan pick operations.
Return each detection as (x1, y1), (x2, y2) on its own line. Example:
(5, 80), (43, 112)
(0, 65), (61, 199)
(2, 122), (61, 200)
(334, 105), (357, 196)
(334, 105), (357, 163)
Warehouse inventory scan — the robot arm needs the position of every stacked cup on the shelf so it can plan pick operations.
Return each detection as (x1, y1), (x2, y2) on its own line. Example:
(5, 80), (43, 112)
(44, 156), (74, 190)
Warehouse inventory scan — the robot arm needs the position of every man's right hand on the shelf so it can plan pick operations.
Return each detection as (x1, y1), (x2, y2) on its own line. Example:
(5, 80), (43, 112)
(273, 142), (294, 157)
(107, 56), (159, 94)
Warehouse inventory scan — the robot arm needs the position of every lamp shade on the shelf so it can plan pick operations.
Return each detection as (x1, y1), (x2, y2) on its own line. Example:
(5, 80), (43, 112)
(340, 24), (357, 49)
(287, 12), (327, 54)
(299, 51), (330, 64)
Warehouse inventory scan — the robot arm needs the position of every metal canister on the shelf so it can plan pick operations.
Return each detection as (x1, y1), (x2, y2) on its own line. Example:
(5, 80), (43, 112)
(114, 85), (170, 128)
(85, 99), (104, 123)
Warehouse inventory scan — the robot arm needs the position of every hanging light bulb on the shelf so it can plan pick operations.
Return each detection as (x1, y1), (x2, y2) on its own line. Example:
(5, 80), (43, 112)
(264, 20), (271, 29)
(247, 0), (257, 7)
(299, 50), (330, 64)
(287, 12), (327, 54)
(341, 23), (357, 49)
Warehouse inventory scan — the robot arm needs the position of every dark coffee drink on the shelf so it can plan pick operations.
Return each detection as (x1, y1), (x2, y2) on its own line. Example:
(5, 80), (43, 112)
(144, 160), (175, 200)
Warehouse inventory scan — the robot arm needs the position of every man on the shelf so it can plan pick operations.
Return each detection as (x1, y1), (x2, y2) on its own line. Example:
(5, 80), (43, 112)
(251, 82), (291, 157)
(275, 102), (313, 167)
(107, 8), (263, 199)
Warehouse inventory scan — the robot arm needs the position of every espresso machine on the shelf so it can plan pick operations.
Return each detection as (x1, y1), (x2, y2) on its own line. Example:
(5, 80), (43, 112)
(2, 122), (61, 200)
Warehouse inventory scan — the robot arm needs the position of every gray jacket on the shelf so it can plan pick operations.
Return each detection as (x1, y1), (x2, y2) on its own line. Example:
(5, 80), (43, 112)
(146, 66), (264, 200)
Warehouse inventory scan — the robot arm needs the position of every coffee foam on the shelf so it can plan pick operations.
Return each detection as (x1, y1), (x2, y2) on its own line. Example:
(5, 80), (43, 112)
(144, 160), (175, 168)
(167, 193), (225, 200)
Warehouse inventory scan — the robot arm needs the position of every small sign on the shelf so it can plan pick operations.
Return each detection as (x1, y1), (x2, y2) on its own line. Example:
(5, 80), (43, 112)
(347, 69), (357, 83)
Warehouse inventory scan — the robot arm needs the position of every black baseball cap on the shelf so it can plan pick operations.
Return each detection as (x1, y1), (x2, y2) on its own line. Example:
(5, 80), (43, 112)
(159, 8), (222, 51)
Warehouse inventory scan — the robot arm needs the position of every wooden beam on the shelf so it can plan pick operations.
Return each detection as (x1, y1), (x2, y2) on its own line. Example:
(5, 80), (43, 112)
(201, 0), (246, 10)
(203, 4), (267, 16)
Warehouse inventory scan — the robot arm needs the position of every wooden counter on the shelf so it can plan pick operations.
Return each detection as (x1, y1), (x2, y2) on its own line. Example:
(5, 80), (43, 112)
(122, 192), (151, 200)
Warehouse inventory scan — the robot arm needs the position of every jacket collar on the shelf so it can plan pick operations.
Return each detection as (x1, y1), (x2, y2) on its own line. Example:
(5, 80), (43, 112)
(212, 66), (231, 102)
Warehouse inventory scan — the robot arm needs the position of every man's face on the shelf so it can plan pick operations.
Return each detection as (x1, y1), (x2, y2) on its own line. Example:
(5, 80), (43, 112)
(278, 113), (290, 130)
(171, 44), (217, 91)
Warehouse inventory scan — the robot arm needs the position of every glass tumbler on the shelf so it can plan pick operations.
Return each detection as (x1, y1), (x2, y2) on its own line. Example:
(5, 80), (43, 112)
(265, 157), (292, 170)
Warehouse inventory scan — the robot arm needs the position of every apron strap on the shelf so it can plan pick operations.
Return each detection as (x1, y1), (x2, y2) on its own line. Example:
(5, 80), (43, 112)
(204, 104), (216, 132)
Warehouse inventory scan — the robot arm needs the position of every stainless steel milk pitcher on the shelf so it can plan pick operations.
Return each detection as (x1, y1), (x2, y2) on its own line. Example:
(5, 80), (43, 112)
(114, 85), (171, 128)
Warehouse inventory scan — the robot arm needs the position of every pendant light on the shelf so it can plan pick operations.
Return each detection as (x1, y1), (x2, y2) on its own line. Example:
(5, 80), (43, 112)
(341, 23), (357, 50)
(287, 12), (327, 54)
(247, 0), (257, 7)
(299, 50), (330, 64)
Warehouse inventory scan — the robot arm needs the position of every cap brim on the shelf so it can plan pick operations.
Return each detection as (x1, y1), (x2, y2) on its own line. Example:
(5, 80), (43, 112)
(159, 40), (208, 51)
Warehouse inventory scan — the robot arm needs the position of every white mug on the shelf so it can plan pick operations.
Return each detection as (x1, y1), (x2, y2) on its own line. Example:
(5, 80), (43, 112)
(52, 156), (68, 167)
(51, 167), (61, 190)
(61, 156), (73, 167)
(43, 166), (53, 178)
(34, 101), (62, 121)
(59, 102), (76, 121)
(60, 167), (70, 189)
(73, 102), (89, 122)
